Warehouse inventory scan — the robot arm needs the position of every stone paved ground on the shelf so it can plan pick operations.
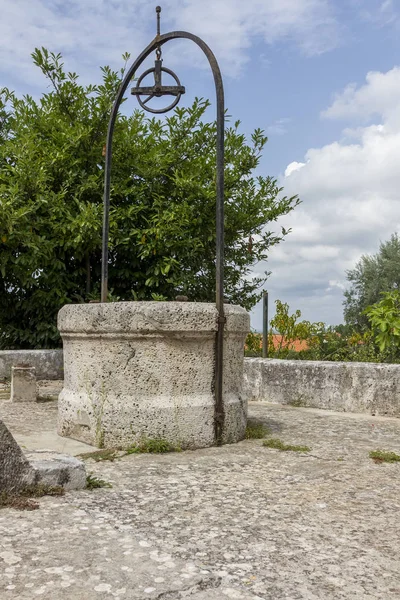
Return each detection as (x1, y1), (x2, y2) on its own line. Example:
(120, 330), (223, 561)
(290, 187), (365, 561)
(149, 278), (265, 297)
(1, 400), (400, 599)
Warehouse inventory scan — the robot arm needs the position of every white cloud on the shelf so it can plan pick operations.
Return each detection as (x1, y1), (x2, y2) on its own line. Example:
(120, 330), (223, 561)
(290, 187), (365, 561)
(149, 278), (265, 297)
(0, 0), (339, 92)
(322, 67), (400, 124)
(253, 67), (400, 327)
(285, 161), (306, 177)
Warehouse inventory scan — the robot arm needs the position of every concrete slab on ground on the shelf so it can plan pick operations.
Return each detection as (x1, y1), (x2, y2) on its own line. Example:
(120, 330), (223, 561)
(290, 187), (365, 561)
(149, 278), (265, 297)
(1, 400), (400, 599)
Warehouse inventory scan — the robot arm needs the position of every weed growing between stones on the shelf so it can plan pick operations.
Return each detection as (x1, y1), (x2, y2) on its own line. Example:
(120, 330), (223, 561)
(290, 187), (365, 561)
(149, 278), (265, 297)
(78, 438), (181, 461)
(77, 449), (119, 462)
(287, 396), (308, 408)
(86, 474), (112, 490)
(262, 438), (311, 453)
(126, 437), (182, 454)
(0, 484), (64, 511)
(245, 420), (270, 439)
(19, 484), (64, 497)
(369, 450), (400, 463)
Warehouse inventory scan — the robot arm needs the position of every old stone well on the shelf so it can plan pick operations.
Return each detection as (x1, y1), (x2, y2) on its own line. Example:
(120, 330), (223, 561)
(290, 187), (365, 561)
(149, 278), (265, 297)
(56, 9), (251, 451)
(57, 301), (249, 449)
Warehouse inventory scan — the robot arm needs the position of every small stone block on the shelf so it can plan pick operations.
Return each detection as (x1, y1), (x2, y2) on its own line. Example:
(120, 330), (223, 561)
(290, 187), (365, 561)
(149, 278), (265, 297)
(11, 365), (37, 402)
(0, 419), (35, 492)
(26, 451), (87, 491)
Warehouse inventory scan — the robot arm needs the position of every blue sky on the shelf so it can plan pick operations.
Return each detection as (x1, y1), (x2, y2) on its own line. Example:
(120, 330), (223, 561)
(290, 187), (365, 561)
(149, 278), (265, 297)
(2, 0), (400, 330)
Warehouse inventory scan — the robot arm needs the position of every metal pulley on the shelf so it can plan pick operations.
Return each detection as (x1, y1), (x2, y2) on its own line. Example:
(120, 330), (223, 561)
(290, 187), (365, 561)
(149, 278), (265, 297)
(131, 53), (185, 114)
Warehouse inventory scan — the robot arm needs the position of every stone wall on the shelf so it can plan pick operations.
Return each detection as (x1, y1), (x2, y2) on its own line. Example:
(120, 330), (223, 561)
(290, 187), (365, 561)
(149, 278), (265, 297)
(0, 350), (63, 380)
(3, 350), (399, 418)
(243, 357), (400, 417)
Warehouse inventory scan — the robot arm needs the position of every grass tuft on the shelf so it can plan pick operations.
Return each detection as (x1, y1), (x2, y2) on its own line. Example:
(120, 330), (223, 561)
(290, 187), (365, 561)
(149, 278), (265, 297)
(19, 484), (64, 497)
(125, 437), (181, 454)
(245, 420), (270, 439)
(86, 474), (112, 490)
(287, 397), (307, 408)
(262, 438), (311, 453)
(369, 450), (400, 463)
(78, 438), (182, 461)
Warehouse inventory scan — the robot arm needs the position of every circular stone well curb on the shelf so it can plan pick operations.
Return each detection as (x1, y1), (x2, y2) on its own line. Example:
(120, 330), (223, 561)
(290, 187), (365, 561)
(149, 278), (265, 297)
(58, 301), (249, 449)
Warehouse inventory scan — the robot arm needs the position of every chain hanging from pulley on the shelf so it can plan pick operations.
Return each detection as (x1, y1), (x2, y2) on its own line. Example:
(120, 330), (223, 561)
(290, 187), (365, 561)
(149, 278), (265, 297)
(131, 7), (185, 114)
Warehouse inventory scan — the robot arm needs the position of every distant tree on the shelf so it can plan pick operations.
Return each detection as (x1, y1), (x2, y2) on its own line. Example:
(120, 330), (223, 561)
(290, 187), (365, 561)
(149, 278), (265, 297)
(343, 234), (400, 330)
(0, 48), (299, 349)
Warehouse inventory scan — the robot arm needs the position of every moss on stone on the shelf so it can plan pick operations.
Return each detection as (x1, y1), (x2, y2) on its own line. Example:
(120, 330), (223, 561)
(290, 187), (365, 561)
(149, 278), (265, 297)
(245, 420), (270, 439)
(262, 438), (311, 453)
(369, 450), (400, 463)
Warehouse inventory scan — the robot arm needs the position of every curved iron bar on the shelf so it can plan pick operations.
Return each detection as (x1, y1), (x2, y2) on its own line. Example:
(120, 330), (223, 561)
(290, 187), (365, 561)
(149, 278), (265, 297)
(101, 31), (225, 443)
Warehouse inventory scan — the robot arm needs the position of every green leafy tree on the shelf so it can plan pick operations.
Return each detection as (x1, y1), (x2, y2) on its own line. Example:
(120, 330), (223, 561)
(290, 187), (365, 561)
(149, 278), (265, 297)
(344, 234), (400, 330)
(0, 48), (299, 349)
(268, 300), (322, 358)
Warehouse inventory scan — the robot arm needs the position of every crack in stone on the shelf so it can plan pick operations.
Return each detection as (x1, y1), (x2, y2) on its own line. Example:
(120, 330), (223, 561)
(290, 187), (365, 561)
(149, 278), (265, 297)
(154, 576), (222, 599)
(124, 349), (136, 368)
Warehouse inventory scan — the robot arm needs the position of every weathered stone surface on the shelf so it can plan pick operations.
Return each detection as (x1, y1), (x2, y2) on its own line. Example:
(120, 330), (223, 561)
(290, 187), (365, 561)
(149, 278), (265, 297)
(26, 451), (87, 491)
(58, 302), (249, 449)
(1, 401), (400, 599)
(244, 357), (400, 416)
(0, 420), (34, 492)
(10, 365), (36, 403)
(0, 349), (63, 381)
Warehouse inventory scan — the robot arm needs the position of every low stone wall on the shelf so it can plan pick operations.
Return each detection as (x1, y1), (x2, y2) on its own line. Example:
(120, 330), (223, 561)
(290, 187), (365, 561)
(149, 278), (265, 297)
(3, 351), (399, 418)
(0, 350), (63, 380)
(243, 358), (400, 417)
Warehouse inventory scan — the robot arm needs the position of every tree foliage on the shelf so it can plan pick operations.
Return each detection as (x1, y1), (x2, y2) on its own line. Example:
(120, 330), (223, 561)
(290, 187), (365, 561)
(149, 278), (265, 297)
(245, 299), (387, 363)
(268, 300), (322, 358)
(0, 48), (299, 349)
(344, 233), (400, 330)
(364, 290), (400, 355)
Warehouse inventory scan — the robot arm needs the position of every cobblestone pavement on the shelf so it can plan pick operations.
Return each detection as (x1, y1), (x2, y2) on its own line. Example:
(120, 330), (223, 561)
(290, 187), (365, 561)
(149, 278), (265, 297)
(1, 400), (400, 599)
